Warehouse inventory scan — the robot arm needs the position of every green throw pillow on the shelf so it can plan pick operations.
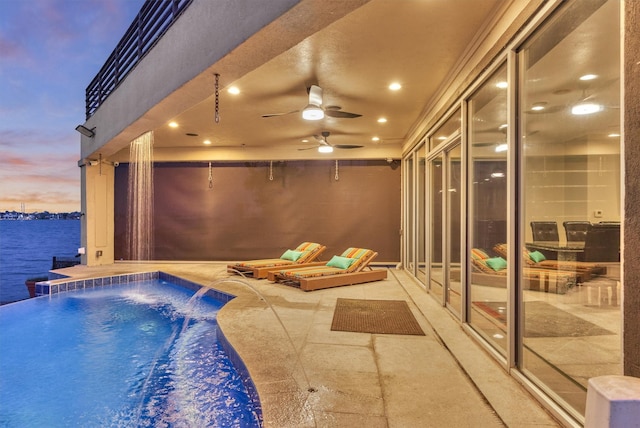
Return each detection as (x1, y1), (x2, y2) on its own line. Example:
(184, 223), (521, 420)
(326, 255), (355, 269)
(485, 257), (507, 271)
(281, 249), (303, 261)
(529, 250), (546, 263)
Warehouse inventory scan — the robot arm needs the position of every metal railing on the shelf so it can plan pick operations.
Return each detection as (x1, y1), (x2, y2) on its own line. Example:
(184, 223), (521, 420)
(84, 0), (193, 119)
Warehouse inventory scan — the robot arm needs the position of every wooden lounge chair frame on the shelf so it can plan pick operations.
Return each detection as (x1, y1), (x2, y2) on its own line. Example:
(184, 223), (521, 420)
(492, 243), (606, 281)
(268, 249), (387, 291)
(227, 243), (327, 279)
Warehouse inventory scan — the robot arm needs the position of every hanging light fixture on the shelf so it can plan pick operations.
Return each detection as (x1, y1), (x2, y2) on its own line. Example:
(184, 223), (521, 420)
(302, 104), (324, 120)
(318, 145), (333, 153)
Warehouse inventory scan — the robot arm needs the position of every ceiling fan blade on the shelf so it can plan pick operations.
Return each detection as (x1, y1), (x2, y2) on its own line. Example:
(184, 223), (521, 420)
(334, 144), (363, 149)
(261, 110), (299, 118)
(308, 85), (323, 106)
(325, 110), (362, 119)
(298, 146), (319, 151)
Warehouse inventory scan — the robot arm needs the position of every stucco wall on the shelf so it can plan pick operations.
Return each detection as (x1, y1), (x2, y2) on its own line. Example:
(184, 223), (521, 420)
(623, 0), (640, 377)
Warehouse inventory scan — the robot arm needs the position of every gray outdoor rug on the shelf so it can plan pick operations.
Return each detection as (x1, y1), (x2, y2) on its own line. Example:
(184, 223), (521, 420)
(473, 300), (615, 337)
(331, 298), (425, 335)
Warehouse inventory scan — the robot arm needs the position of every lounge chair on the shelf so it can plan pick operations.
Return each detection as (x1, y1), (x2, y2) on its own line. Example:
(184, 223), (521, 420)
(492, 243), (606, 281)
(267, 247), (387, 291)
(470, 248), (577, 294)
(227, 242), (327, 279)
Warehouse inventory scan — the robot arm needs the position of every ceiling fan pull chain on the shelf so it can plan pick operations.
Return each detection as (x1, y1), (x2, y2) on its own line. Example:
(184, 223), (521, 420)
(335, 160), (339, 181)
(214, 73), (220, 124)
(208, 162), (213, 189)
(269, 161), (274, 181)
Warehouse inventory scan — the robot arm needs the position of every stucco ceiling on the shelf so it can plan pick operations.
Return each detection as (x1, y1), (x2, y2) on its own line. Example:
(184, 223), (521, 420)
(146, 0), (505, 158)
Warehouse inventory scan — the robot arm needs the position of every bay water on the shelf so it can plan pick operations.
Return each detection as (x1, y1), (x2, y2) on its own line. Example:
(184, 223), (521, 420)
(0, 220), (80, 304)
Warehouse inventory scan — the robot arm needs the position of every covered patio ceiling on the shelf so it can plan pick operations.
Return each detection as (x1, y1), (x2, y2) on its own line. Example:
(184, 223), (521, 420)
(105, 0), (506, 161)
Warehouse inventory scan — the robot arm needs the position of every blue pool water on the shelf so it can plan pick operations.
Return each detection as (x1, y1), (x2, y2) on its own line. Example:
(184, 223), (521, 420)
(0, 279), (261, 427)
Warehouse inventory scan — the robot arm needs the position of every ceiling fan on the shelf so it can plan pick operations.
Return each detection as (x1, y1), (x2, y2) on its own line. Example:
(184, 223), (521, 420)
(298, 131), (363, 153)
(262, 85), (362, 120)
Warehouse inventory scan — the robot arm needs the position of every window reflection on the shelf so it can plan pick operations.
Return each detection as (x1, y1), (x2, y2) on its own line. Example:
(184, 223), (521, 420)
(519, 0), (620, 417)
(467, 63), (509, 355)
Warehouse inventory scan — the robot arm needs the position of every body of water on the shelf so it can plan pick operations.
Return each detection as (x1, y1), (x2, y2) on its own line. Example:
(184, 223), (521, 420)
(0, 280), (261, 426)
(0, 220), (80, 304)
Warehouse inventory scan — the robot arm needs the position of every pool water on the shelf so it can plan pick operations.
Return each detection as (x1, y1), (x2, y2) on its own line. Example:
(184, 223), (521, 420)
(0, 280), (261, 427)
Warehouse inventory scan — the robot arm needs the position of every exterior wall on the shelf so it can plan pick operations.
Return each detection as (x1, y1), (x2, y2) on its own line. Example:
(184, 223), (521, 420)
(623, 0), (640, 377)
(80, 162), (115, 266)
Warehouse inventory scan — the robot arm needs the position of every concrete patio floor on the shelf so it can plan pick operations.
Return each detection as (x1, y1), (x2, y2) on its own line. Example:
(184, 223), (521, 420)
(52, 262), (561, 427)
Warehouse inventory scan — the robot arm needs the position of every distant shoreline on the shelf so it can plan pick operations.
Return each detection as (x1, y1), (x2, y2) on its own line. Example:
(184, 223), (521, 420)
(1, 212), (82, 221)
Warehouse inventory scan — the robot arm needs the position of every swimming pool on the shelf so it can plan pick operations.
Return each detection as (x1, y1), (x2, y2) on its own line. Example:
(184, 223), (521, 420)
(0, 277), (262, 427)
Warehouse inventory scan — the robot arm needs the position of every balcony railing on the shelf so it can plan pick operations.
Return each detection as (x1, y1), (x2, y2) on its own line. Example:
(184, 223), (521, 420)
(84, 0), (193, 119)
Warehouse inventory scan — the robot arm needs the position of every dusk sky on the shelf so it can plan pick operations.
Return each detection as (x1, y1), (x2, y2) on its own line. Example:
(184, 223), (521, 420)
(0, 0), (143, 213)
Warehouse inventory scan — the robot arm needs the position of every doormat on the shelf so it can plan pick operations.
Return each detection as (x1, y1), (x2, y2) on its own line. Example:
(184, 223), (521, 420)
(331, 298), (425, 335)
(473, 301), (615, 337)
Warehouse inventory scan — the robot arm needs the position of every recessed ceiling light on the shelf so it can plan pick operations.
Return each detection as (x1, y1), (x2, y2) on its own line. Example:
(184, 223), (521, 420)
(388, 82), (402, 91)
(301, 139), (309, 143)
(608, 133), (620, 138)
(437, 136), (447, 141)
(531, 102), (547, 111)
(377, 117), (387, 123)
(168, 121), (178, 128)
(227, 86), (240, 94)
(371, 136), (380, 142)
(579, 74), (598, 81)
(203, 140), (211, 145)
(496, 81), (508, 89)
(571, 102), (602, 115)
(495, 143), (508, 152)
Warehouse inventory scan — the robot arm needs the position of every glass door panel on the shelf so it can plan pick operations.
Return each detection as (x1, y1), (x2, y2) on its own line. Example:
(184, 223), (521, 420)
(417, 146), (426, 281)
(467, 63), (509, 355)
(519, 0), (621, 417)
(405, 156), (415, 273)
(429, 154), (443, 299)
(446, 143), (462, 316)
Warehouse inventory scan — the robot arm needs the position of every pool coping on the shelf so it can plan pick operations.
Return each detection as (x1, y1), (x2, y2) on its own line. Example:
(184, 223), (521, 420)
(33, 271), (263, 426)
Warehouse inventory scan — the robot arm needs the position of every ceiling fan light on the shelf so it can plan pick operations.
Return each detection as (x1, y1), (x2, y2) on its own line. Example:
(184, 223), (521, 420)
(318, 145), (333, 153)
(571, 102), (602, 115)
(302, 104), (324, 120)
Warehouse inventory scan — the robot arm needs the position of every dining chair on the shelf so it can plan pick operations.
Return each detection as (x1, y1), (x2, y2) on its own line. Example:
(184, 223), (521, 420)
(563, 221), (590, 242)
(530, 221), (559, 242)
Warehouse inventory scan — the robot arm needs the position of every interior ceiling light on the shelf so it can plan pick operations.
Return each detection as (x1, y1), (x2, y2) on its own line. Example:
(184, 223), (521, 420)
(495, 143), (508, 153)
(531, 102), (547, 111)
(377, 117), (387, 123)
(168, 121), (178, 128)
(579, 74), (598, 81)
(372, 136), (380, 142)
(388, 82), (402, 91)
(571, 102), (602, 115)
(227, 86), (240, 94)
(203, 140), (212, 145)
(302, 103), (324, 120)
(496, 81), (508, 89)
(608, 133), (621, 138)
(318, 145), (333, 153)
